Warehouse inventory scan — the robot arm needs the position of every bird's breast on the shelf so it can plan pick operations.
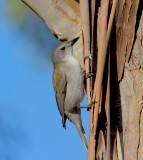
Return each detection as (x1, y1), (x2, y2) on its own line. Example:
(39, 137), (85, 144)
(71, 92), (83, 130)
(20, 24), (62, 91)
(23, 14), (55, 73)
(64, 61), (84, 106)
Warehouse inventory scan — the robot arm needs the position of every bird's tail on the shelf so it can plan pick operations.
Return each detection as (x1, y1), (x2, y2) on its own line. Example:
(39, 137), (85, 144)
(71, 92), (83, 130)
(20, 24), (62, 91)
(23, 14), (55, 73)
(67, 112), (88, 150)
(75, 118), (88, 150)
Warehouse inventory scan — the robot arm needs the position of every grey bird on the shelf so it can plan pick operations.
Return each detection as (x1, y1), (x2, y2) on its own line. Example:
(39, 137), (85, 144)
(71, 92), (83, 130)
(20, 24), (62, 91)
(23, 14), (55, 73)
(51, 37), (88, 150)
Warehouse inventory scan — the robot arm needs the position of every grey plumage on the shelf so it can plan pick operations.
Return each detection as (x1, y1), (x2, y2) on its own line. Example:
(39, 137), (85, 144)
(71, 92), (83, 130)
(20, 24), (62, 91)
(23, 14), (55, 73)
(52, 37), (88, 150)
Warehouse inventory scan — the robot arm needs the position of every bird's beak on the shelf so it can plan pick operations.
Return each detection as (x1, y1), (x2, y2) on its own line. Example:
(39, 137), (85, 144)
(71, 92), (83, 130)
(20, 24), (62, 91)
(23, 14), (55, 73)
(70, 37), (80, 46)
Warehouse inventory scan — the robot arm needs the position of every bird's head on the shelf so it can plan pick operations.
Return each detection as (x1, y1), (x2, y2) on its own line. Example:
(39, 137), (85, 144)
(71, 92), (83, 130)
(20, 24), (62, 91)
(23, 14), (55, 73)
(52, 37), (79, 65)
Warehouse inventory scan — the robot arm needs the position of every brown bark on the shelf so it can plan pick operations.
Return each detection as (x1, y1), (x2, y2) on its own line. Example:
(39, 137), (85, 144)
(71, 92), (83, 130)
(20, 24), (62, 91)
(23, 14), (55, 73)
(119, 7), (143, 159)
(115, 0), (140, 81)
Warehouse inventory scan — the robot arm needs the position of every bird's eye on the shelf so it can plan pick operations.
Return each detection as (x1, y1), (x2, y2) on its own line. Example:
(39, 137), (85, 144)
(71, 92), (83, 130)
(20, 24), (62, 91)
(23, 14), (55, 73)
(61, 47), (65, 50)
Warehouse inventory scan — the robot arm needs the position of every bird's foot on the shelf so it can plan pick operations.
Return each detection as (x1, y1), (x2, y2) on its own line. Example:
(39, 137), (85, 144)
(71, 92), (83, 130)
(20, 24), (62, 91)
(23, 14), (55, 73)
(84, 72), (94, 79)
(80, 101), (96, 111)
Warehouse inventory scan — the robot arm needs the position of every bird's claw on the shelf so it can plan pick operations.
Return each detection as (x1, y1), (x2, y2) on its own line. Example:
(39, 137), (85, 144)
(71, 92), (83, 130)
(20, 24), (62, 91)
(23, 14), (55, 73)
(84, 72), (94, 79)
(80, 101), (97, 111)
(87, 101), (96, 111)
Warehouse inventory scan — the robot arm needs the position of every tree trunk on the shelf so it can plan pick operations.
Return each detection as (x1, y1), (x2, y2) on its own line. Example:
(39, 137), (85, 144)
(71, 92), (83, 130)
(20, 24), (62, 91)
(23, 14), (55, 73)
(119, 8), (143, 159)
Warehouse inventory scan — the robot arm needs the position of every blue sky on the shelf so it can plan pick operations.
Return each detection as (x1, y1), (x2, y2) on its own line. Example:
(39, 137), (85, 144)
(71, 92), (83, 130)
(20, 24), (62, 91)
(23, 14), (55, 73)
(0, 0), (89, 159)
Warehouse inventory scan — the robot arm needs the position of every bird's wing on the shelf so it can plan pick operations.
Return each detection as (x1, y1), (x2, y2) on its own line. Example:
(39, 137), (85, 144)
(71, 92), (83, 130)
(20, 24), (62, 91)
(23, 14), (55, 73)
(52, 66), (67, 128)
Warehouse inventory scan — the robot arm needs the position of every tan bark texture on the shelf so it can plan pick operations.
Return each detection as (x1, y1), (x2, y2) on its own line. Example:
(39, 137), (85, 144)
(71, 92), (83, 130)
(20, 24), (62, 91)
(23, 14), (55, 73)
(95, 1), (143, 159)
(119, 8), (143, 159)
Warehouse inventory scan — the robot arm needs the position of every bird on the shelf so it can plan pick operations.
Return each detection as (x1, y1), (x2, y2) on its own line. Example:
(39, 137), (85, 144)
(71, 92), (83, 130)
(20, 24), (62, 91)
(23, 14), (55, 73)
(51, 37), (88, 150)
